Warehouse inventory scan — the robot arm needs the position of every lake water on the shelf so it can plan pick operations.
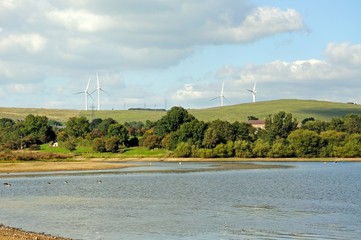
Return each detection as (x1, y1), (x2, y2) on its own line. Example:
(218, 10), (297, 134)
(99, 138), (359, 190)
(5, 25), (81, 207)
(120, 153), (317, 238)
(1, 162), (361, 240)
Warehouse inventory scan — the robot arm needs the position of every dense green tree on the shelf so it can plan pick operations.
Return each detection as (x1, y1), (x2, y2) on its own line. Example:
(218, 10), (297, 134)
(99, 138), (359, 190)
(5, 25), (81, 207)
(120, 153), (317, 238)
(175, 119), (207, 148)
(108, 123), (128, 146)
(342, 114), (361, 134)
(202, 120), (233, 148)
(233, 140), (253, 158)
(231, 121), (255, 142)
(319, 130), (347, 157)
(90, 118), (103, 130)
(288, 129), (321, 157)
(96, 118), (117, 136)
(252, 139), (270, 157)
(154, 106), (195, 138)
(268, 138), (292, 158)
(20, 114), (56, 144)
(174, 142), (192, 157)
(302, 120), (330, 133)
(0, 118), (15, 128)
(336, 134), (361, 157)
(265, 111), (298, 142)
(65, 116), (90, 138)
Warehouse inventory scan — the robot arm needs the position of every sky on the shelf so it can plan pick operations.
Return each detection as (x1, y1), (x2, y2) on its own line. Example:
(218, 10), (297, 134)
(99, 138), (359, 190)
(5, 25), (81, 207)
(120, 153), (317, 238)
(0, 0), (360, 110)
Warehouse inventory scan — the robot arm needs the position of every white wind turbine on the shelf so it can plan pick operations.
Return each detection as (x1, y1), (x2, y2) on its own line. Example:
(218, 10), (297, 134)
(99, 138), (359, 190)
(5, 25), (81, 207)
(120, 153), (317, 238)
(211, 82), (226, 107)
(74, 78), (93, 110)
(93, 72), (108, 110)
(246, 82), (257, 103)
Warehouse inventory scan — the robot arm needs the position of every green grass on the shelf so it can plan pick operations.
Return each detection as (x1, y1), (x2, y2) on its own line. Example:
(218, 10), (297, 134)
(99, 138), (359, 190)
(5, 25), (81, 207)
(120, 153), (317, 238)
(190, 99), (361, 122)
(0, 107), (80, 123)
(1, 99), (360, 124)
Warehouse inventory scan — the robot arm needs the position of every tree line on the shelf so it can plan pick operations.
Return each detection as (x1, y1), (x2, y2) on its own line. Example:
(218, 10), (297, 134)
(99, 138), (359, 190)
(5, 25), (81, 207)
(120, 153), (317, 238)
(0, 106), (360, 158)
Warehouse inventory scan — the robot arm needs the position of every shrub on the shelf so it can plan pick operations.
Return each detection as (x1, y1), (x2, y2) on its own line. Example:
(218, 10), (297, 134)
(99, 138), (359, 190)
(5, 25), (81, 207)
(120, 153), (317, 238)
(92, 138), (106, 152)
(105, 137), (119, 153)
(174, 142), (192, 157)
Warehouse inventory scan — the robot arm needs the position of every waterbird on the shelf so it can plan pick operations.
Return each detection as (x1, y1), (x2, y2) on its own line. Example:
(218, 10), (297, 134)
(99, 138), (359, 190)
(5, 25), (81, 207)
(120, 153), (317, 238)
(3, 182), (11, 187)
(97, 180), (102, 183)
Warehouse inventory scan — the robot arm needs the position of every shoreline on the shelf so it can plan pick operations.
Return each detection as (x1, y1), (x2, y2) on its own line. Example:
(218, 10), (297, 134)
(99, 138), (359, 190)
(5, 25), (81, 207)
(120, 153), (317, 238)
(0, 224), (72, 240)
(0, 157), (359, 174)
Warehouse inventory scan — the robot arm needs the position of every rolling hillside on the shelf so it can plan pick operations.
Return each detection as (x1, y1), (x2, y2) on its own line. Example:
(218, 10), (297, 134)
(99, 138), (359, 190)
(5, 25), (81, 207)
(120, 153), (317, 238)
(0, 99), (360, 124)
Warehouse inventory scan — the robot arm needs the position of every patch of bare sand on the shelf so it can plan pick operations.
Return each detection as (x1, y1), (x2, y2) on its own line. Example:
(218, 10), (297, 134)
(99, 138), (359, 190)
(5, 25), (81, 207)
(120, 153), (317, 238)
(0, 161), (135, 173)
(0, 224), (71, 240)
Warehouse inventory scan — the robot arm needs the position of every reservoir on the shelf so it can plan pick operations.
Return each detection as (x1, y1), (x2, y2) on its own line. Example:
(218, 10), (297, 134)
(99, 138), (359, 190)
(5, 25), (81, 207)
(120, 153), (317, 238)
(1, 162), (361, 239)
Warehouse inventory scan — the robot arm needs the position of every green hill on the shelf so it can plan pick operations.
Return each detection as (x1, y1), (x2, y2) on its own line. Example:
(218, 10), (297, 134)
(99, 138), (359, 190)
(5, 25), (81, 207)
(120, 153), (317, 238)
(189, 99), (361, 122)
(1, 99), (360, 124)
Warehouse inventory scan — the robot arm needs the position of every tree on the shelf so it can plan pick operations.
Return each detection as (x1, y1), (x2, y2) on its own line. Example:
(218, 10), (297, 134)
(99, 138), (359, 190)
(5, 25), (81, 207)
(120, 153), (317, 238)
(288, 129), (321, 157)
(154, 106), (195, 138)
(202, 120), (233, 148)
(342, 114), (361, 134)
(92, 138), (106, 152)
(108, 123), (128, 146)
(105, 137), (120, 153)
(265, 111), (298, 142)
(20, 114), (56, 144)
(319, 130), (347, 157)
(175, 119), (207, 148)
(234, 140), (253, 158)
(302, 120), (329, 133)
(65, 116), (90, 139)
(174, 142), (192, 157)
(232, 121), (255, 142)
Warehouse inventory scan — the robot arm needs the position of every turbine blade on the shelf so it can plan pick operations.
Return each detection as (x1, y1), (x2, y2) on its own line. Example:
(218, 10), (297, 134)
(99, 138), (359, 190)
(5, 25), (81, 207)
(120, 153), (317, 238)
(86, 78), (91, 92)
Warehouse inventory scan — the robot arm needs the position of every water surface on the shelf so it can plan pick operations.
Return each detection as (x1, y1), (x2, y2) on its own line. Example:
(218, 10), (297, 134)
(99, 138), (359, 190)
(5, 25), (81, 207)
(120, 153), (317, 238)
(1, 162), (360, 239)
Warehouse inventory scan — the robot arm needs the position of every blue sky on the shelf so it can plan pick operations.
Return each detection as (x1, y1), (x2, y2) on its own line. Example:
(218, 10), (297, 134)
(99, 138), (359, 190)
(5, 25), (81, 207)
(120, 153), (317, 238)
(0, 0), (360, 110)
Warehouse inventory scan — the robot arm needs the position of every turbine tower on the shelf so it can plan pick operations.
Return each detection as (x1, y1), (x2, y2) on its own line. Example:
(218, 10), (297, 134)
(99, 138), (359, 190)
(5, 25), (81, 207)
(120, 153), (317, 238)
(211, 82), (226, 107)
(92, 72), (108, 110)
(75, 78), (93, 110)
(246, 82), (257, 103)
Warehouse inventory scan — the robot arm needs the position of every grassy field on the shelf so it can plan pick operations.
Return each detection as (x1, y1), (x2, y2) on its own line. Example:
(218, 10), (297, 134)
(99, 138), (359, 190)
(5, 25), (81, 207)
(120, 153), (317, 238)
(0, 107), (80, 123)
(1, 99), (360, 124)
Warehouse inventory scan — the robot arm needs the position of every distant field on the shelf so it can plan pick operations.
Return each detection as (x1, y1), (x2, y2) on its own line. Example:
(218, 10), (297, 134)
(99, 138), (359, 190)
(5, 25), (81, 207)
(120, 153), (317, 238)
(0, 107), (80, 123)
(190, 99), (361, 122)
(1, 99), (360, 123)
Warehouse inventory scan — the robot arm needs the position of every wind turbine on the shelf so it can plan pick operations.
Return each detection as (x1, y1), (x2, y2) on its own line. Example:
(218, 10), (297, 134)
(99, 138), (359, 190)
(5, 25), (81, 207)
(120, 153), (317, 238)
(93, 72), (108, 110)
(74, 78), (93, 110)
(246, 82), (257, 103)
(211, 82), (226, 107)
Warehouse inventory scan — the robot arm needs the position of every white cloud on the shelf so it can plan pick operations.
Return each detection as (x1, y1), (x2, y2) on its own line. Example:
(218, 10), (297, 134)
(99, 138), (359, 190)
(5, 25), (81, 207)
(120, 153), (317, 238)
(171, 42), (361, 107)
(46, 9), (115, 32)
(0, 33), (46, 53)
(208, 7), (305, 43)
(326, 42), (361, 67)
(172, 84), (205, 101)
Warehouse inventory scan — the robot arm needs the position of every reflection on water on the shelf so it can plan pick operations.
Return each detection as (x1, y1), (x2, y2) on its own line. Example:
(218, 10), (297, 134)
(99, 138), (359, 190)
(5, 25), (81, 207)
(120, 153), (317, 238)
(1, 162), (361, 240)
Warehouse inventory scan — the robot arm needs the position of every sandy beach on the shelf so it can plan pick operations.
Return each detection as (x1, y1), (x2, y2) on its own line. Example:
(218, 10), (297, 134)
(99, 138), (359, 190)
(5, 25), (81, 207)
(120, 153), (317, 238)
(0, 224), (72, 240)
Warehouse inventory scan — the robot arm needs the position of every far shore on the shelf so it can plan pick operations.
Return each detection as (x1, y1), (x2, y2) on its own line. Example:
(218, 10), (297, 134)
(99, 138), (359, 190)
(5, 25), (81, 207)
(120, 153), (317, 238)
(0, 157), (359, 174)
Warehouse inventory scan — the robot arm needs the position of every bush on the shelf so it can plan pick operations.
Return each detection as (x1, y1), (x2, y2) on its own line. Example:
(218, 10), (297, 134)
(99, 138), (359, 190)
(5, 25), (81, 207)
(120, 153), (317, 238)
(174, 142), (192, 157)
(141, 134), (161, 150)
(92, 138), (106, 152)
(105, 137), (119, 153)
(63, 139), (77, 152)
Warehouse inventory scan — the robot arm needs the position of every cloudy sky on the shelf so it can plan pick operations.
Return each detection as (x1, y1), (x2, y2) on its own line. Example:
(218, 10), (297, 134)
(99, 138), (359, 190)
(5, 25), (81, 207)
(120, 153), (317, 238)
(0, 0), (360, 110)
